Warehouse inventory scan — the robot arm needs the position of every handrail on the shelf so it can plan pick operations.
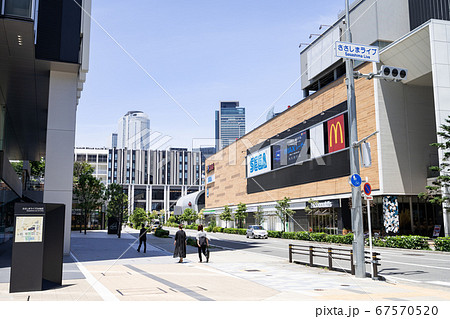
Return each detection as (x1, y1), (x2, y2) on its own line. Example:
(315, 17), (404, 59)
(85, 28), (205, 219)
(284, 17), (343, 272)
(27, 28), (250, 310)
(289, 243), (381, 280)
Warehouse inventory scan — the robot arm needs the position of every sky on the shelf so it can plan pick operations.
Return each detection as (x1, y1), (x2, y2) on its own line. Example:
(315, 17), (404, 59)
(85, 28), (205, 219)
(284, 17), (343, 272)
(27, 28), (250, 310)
(75, 0), (352, 150)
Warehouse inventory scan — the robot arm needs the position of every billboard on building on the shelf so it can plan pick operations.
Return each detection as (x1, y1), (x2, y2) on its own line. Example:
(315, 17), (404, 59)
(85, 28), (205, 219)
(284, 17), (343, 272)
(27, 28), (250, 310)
(327, 114), (346, 153)
(247, 147), (271, 178)
(310, 124), (325, 158)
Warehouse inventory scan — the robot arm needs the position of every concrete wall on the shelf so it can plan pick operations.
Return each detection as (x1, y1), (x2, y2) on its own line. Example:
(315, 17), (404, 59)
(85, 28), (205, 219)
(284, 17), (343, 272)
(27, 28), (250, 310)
(376, 80), (437, 194)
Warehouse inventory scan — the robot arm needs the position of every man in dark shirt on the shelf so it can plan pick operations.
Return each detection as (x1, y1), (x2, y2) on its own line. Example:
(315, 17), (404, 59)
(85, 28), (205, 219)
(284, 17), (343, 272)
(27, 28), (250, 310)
(137, 223), (147, 253)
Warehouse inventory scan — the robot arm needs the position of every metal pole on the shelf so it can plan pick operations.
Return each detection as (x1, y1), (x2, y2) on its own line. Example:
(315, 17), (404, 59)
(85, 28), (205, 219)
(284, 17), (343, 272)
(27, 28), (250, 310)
(367, 198), (374, 278)
(345, 0), (365, 278)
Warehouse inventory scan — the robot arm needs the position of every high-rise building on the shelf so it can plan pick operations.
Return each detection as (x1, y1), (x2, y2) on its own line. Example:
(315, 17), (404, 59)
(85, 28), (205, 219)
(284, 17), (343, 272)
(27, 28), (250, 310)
(0, 0), (92, 252)
(117, 111), (150, 150)
(111, 133), (118, 148)
(215, 101), (245, 151)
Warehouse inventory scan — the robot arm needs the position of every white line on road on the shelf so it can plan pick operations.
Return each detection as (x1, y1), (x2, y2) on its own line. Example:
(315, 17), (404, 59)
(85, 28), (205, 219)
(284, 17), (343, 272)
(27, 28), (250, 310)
(427, 281), (450, 287)
(381, 259), (450, 271)
(70, 252), (119, 301)
(383, 276), (422, 283)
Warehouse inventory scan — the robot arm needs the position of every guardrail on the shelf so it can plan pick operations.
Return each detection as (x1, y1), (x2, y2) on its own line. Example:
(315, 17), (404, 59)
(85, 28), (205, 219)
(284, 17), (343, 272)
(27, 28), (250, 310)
(288, 244), (381, 280)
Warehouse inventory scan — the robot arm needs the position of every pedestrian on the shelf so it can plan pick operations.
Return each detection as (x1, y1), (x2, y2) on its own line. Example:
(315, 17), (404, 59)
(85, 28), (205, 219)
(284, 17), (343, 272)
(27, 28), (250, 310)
(173, 224), (187, 263)
(196, 224), (210, 263)
(137, 223), (147, 253)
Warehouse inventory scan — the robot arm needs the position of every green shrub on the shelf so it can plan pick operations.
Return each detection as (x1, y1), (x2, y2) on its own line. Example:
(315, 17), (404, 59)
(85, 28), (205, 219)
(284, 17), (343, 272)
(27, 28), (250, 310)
(154, 228), (169, 238)
(342, 233), (354, 244)
(268, 231), (282, 238)
(238, 228), (247, 235)
(295, 231), (311, 241)
(310, 232), (327, 242)
(223, 228), (238, 234)
(205, 225), (213, 232)
(212, 226), (224, 233)
(434, 237), (450, 251)
(185, 224), (198, 230)
(164, 222), (179, 227)
(372, 235), (429, 250)
(187, 237), (197, 247)
(281, 232), (296, 239)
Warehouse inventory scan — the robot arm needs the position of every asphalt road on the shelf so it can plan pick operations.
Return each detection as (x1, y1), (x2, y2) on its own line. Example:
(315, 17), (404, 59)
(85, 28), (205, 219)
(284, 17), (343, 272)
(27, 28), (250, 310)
(173, 227), (450, 290)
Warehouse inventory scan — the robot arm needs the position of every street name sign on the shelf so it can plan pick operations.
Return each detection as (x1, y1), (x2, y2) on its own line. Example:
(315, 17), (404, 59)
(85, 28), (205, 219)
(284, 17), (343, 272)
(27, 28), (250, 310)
(335, 41), (379, 63)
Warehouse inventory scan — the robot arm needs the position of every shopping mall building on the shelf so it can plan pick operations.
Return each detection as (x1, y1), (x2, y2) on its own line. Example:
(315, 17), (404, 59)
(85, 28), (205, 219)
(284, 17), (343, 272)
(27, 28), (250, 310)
(205, 0), (450, 237)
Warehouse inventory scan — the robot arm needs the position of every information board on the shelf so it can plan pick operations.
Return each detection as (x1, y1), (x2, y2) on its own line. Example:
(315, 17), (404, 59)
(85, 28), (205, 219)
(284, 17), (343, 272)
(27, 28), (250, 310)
(14, 216), (44, 243)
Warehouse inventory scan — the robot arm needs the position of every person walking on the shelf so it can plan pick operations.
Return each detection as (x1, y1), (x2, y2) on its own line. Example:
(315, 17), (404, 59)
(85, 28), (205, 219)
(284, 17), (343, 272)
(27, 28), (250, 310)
(137, 223), (147, 253)
(196, 225), (209, 263)
(173, 224), (187, 263)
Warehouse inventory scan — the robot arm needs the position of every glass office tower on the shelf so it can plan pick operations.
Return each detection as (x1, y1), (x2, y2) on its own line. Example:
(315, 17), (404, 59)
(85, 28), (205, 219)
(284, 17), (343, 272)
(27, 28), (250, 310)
(215, 102), (245, 151)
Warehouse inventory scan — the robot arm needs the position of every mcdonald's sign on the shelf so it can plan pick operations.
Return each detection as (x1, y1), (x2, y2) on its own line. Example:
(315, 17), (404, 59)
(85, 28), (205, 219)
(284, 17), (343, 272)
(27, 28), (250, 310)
(327, 114), (345, 153)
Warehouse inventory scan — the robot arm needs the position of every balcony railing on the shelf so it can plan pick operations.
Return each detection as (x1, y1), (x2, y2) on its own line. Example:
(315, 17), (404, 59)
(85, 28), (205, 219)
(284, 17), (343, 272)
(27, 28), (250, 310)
(1, 0), (35, 20)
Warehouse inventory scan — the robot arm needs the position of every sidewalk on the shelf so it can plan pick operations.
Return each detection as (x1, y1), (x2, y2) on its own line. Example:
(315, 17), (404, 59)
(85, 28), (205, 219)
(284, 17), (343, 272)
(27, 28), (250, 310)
(1, 227), (450, 301)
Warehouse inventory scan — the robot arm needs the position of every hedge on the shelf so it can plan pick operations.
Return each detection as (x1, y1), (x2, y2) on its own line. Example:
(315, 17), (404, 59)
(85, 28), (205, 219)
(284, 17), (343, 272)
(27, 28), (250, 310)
(223, 228), (247, 235)
(368, 235), (430, 250)
(434, 237), (450, 252)
(268, 231), (283, 238)
(154, 228), (169, 238)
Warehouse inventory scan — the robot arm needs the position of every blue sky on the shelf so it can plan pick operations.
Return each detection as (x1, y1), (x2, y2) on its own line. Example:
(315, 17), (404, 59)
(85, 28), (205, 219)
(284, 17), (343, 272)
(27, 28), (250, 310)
(75, 0), (350, 149)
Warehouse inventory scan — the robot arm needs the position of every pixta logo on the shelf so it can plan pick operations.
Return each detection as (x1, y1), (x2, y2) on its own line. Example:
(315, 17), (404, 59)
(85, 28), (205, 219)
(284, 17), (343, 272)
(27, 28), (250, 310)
(249, 153), (267, 173)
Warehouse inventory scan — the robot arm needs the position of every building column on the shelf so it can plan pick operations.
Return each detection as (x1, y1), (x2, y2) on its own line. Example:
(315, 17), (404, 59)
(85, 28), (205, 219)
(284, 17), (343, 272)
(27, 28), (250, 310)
(163, 185), (168, 213)
(43, 71), (78, 255)
(145, 185), (150, 212)
(129, 184), (134, 215)
(149, 185), (153, 212)
(430, 22), (450, 236)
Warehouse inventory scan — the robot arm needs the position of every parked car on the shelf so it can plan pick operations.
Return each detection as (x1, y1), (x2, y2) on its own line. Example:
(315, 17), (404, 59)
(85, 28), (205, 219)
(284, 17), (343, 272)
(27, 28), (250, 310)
(151, 220), (160, 231)
(246, 225), (268, 239)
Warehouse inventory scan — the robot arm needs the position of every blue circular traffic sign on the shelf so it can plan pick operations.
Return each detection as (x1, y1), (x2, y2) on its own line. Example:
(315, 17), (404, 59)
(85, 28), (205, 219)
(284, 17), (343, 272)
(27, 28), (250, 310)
(350, 174), (362, 187)
(363, 182), (372, 196)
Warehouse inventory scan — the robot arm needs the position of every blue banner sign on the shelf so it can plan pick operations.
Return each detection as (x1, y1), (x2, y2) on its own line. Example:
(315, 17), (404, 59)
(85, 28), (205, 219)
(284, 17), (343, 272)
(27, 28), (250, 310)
(247, 147), (272, 178)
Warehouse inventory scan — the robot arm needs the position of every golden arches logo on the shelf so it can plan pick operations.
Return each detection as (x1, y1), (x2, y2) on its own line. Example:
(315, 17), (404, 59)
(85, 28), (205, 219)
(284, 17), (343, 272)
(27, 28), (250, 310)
(329, 122), (343, 147)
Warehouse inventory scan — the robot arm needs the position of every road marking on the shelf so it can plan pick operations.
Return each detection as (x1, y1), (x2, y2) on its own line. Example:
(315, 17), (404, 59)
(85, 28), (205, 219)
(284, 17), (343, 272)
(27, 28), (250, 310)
(427, 281), (450, 287)
(70, 252), (119, 301)
(384, 276), (421, 283)
(381, 259), (450, 271)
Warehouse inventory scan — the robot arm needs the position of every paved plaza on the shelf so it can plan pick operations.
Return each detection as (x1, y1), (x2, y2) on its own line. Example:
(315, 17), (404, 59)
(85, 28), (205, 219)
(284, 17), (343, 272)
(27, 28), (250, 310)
(1, 227), (450, 302)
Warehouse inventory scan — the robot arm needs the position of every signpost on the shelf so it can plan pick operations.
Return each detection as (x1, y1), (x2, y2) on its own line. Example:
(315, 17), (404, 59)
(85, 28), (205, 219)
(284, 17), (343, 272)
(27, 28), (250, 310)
(363, 182), (375, 279)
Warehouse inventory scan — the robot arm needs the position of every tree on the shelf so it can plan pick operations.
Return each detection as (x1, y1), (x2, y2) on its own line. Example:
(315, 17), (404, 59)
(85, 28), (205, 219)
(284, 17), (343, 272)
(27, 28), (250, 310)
(180, 208), (198, 225)
(254, 205), (266, 225)
(130, 207), (147, 229)
(11, 161), (23, 176)
(30, 157), (45, 178)
(74, 161), (94, 181)
(234, 202), (248, 229)
(419, 117), (450, 217)
(219, 205), (233, 228)
(275, 197), (295, 232)
(105, 183), (128, 225)
(198, 209), (205, 225)
(73, 166), (106, 235)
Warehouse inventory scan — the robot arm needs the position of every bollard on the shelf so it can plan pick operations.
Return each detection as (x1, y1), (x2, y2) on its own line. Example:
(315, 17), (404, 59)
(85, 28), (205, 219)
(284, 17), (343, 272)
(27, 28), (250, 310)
(289, 244), (293, 263)
(328, 248), (333, 270)
(350, 250), (355, 275)
(309, 246), (314, 266)
(372, 252), (380, 280)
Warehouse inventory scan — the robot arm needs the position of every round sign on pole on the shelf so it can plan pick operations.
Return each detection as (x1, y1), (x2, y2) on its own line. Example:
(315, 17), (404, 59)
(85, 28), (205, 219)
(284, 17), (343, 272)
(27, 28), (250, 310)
(350, 174), (362, 187)
(363, 182), (372, 196)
